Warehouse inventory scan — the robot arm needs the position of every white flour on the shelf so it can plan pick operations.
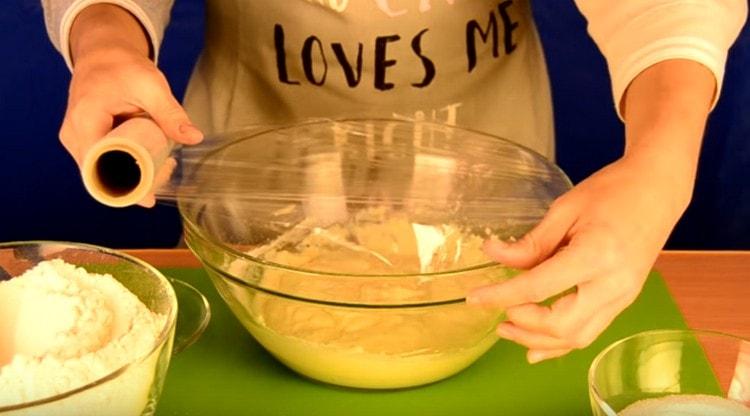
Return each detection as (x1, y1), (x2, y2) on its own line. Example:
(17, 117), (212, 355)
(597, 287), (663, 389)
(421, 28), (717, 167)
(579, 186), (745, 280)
(0, 259), (167, 415)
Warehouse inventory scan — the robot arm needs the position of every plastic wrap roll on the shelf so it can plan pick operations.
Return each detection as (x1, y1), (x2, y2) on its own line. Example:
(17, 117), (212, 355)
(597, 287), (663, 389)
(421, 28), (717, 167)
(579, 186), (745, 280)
(81, 117), (174, 208)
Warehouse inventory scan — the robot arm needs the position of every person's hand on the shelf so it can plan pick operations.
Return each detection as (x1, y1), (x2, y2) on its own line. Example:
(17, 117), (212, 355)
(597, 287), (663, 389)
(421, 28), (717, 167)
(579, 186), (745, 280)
(61, 49), (203, 165)
(467, 59), (714, 364)
(467, 154), (692, 363)
(59, 4), (203, 206)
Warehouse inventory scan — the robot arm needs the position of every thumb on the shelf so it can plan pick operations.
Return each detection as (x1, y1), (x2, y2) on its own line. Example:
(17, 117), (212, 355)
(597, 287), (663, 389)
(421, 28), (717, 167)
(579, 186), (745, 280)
(59, 106), (113, 168)
(485, 201), (575, 269)
(137, 82), (203, 145)
(136, 157), (177, 208)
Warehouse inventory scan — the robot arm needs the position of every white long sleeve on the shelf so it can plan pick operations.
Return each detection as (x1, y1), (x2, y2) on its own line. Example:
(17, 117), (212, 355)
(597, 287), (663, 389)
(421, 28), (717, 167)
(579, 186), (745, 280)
(41, 0), (174, 70)
(575, 0), (748, 119)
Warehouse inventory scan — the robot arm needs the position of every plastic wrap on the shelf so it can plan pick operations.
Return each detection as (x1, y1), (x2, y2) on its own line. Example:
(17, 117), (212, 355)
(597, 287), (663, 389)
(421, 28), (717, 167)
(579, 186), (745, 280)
(172, 119), (569, 276)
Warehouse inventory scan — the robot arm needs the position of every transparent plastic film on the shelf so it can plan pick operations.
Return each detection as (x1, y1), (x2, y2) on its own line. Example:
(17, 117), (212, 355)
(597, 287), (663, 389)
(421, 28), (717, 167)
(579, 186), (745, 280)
(162, 119), (571, 280)
(80, 118), (273, 208)
(81, 118), (570, 275)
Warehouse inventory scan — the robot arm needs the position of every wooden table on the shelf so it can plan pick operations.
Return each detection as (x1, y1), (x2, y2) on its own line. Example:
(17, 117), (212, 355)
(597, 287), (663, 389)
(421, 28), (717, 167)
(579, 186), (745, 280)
(126, 249), (750, 338)
(654, 251), (750, 338)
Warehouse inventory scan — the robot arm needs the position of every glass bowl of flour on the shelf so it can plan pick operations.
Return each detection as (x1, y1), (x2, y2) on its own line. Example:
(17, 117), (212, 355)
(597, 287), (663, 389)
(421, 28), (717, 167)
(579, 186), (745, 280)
(589, 329), (750, 415)
(0, 241), (208, 416)
(178, 119), (571, 389)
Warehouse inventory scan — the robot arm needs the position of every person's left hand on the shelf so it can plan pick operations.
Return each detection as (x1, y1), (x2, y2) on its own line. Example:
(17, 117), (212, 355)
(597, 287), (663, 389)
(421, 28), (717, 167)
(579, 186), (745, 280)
(467, 153), (692, 363)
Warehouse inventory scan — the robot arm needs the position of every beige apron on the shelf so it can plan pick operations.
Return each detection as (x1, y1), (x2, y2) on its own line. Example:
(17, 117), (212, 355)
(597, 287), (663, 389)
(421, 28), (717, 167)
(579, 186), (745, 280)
(182, 0), (554, 159)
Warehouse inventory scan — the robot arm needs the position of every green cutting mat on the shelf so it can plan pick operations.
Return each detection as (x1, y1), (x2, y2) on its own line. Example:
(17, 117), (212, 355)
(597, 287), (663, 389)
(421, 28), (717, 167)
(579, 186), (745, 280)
(155, 269), (689, 416)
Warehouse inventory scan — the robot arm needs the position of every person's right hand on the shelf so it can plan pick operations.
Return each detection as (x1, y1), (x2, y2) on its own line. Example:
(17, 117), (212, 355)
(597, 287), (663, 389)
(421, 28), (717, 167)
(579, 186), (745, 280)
(60, 47), (203, 169)
(59, 4), (203, 205)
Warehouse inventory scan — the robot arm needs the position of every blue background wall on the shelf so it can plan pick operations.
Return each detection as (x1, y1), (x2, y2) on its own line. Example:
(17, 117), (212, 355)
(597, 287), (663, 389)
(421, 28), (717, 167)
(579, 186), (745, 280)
(1, 0), (748, 249)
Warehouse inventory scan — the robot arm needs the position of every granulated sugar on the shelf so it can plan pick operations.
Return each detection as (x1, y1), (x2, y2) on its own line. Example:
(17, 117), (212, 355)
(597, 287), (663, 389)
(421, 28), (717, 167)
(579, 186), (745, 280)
(619, 394), (750, 416)
(0, 259), (167, 415)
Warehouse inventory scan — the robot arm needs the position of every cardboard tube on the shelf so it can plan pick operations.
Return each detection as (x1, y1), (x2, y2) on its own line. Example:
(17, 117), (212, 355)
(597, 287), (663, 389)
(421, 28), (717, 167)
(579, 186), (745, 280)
(81, 117), (173, 207)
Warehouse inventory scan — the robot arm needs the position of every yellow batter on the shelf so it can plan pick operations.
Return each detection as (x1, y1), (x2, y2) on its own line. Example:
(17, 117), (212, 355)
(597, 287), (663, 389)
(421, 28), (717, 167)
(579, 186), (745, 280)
(226, 209), (511, 388)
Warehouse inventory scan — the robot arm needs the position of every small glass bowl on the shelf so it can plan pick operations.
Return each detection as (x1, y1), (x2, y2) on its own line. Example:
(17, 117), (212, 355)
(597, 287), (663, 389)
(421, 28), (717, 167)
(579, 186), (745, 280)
(0, 241), (209, 416)
(589, 329), (750, 415)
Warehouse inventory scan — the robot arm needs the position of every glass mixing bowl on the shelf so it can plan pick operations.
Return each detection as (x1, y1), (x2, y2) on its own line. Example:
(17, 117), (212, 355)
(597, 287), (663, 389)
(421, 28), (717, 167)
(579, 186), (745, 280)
(178, 119), (571, 389)
(0, 241), (209, 416)
(589, 329), (750, 415)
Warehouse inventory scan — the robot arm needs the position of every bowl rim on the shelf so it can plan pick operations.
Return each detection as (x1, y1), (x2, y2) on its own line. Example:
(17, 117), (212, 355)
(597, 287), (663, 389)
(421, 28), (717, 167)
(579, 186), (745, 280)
(587, 328), (750, 413)
(177, 118), (572, 279)
(0, 240), (177, 412)
(192, 243), (511, 308)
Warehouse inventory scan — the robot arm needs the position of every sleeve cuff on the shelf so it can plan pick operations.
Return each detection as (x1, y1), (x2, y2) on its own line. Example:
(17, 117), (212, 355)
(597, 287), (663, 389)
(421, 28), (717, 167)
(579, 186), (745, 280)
(611, 36), (726, 121)
(575, 0), (747, 122)
(58, 0), (161, 71)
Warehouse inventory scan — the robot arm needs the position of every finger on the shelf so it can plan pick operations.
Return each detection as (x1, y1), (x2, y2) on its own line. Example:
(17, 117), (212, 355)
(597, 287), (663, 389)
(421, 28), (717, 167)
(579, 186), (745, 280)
(509, 278), (638, 349)
(137, 194), (156, 208)
(467, 240), (598, 308)
(496, 321), (571, 350)
(59, 105), (113, 167)
(137, 157), (176, 208)
(505, 279), (619, 339)
(483, 197), (577, 269)
(527, 349), (572, 364)
(570, 281), (640, 347)
(132, 77), (203, 145)
(503, 292), (585, 337)
(521, 297), (624, 363)
(504, 303), (559, 335)
(152, 157), (177, 191)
